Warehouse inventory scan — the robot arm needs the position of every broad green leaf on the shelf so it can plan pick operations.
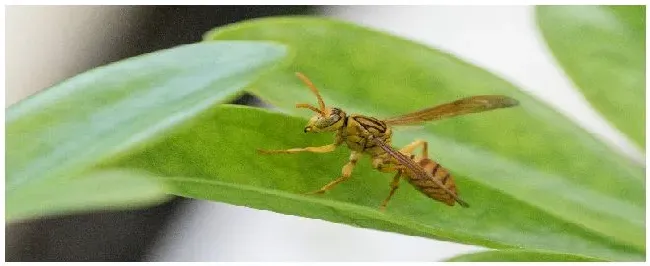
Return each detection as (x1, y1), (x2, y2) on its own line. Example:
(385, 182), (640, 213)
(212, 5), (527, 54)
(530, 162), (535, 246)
(445, 249), (604, 262)
(6, 41), (287, 221)
(536, 6), (646, 148)
(6, 170), (170, 222)
(113, 105), (642, 261)
(198, 17), (643, 260)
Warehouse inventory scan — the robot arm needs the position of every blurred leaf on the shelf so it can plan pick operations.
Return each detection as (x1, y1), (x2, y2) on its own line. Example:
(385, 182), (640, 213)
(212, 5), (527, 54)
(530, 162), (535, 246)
(445, 250), (604, 262)
(536, 6), (645, 148)
(6, 170), (170, 222)
(6, 41), (287, 221)
(200, 17), (643, 260)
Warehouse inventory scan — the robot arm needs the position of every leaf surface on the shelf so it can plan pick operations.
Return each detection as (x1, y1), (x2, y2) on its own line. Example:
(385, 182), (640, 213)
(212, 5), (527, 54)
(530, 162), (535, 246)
(197, 17), (643, 260)
(537, 6), (646, 148)
(6, 41), (287, 221)
(113, 105), (643, 261)
(445, 249), (604, 262)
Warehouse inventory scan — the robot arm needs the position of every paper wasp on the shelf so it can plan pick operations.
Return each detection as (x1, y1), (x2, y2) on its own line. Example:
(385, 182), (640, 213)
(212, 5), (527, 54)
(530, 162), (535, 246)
(259, 72), (519, 210)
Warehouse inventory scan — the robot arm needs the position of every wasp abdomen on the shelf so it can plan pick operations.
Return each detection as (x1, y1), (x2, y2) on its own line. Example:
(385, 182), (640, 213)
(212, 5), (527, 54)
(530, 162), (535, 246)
(405, 158), (459, 206)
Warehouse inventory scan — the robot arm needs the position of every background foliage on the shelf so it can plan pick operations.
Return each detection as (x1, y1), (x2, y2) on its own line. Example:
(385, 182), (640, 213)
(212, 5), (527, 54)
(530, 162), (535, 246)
(6, 6), (645, 262)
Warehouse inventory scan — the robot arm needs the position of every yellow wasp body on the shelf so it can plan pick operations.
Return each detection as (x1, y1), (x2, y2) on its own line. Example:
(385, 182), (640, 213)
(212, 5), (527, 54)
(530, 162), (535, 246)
(260, 73), (519, 210)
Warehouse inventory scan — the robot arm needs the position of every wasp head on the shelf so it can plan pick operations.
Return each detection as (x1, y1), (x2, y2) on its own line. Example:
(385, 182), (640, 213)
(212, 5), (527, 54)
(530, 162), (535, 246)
(294, 72), (347, 133)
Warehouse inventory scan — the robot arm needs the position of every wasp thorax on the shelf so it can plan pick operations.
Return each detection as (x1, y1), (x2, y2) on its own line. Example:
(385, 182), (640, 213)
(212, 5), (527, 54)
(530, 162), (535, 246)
(304, 108), (346, 133)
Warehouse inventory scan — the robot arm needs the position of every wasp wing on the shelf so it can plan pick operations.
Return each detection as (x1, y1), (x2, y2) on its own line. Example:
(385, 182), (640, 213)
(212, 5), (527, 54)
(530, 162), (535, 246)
(384, 95), (519, 126)
(371, 137), (469, 207)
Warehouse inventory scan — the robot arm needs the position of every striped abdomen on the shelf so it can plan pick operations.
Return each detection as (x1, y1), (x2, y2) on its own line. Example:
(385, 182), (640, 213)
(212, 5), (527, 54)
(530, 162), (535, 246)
(404, 158), (459, 206)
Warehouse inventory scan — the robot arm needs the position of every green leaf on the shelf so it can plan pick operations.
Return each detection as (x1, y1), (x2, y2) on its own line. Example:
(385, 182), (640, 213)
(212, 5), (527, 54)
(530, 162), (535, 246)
(6, 41), (287, 221)
(6, 170), (171, 222)
(536, 6), (646, 148)
(113, 105), (642, 262)
(445, 249), (604, 262)
(201, 17), (643, 260)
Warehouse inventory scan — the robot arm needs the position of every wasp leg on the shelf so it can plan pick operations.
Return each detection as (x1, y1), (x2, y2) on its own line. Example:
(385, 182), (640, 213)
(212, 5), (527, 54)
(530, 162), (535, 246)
(305, 152), (361, 195)
(258, 143), (338, 154)
(399, 139), (428, 159)
(380, 171), (402, 211)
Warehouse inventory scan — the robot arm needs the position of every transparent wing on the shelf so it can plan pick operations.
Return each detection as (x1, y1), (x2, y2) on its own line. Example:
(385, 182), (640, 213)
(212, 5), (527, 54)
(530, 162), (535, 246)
(371, 137), (469, 207)
(384, 95), (519, 126)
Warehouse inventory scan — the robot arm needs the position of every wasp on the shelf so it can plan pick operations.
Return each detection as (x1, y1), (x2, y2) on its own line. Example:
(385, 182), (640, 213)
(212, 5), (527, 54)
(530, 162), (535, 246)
(259, 72), (519, 210)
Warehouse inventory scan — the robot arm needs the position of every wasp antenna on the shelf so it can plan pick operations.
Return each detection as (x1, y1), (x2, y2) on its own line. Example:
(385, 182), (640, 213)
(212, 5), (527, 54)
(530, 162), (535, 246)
(296, 103), (323, 115)
(295, 72), (328, 115)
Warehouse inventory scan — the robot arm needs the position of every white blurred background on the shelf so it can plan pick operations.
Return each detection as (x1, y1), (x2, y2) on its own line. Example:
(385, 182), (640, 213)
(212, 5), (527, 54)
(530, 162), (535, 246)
(6, 5), (643, 262)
